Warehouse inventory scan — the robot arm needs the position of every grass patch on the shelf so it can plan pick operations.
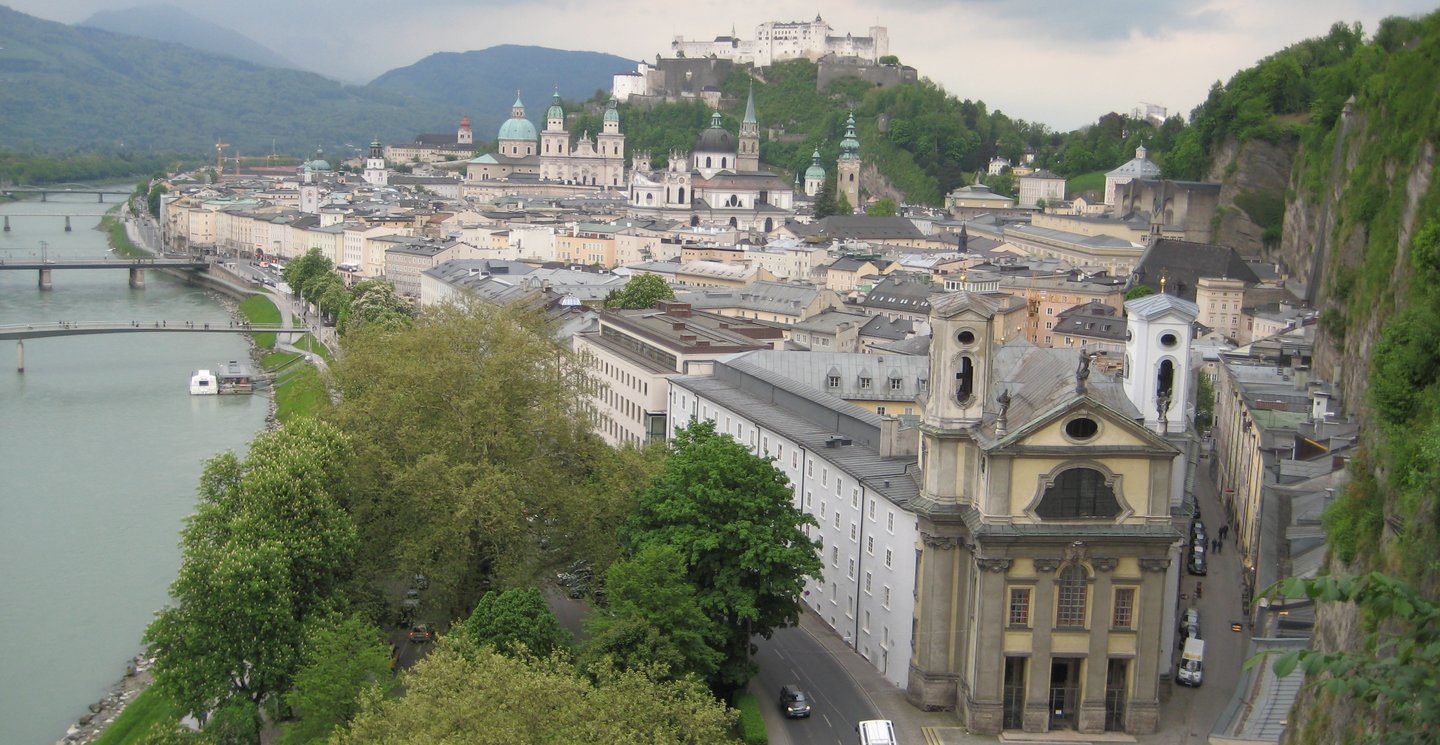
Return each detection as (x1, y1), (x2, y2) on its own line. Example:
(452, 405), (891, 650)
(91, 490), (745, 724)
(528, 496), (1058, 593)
(273, 365), (328, 421)
(90, 687), (184, 745)
(238, 296), (281, 349)
(100, 213), (146, 258)
(1065, 170), (1106, 199)
(293, 333), (333, 363)
(733, 691), (767, 745)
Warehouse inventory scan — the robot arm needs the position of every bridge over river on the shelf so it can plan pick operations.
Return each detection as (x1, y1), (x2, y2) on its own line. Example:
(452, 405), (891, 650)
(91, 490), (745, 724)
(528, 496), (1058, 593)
(2, 186), (132, 202)
(3, 321), (298, 372)
(0, 257), (211, 289)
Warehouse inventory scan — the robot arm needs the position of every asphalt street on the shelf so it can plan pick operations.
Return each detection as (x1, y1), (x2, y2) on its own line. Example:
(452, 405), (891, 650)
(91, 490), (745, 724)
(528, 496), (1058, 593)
(754, 625), (882, 745)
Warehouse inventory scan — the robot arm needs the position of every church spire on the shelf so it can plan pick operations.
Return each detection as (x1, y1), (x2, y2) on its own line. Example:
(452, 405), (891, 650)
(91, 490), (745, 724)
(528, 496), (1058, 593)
(737, 83), (760, 172)
(743, 84), (757, 125)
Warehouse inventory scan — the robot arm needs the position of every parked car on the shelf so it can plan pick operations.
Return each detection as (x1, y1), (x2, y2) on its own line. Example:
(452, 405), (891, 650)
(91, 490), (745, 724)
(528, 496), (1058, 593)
(408, 623), (433, 644)
(1179, 607), (1201, 641)
(410, 573), (430, 590)
(1188, 546), (1208, 576)
(1190, 520), (1207, 544)
(778, 685), (812, 718)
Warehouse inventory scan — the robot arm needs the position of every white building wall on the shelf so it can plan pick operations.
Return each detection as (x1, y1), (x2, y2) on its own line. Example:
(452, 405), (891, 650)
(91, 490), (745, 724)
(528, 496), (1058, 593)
(667, 381), (918, 689)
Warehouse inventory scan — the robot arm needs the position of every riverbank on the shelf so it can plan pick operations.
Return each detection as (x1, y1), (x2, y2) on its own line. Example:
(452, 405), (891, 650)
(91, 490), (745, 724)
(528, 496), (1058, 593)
(57, 656), (157, 744)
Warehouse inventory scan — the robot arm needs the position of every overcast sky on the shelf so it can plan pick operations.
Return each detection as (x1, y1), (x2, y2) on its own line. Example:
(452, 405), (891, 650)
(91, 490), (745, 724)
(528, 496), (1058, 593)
(11, 0), (1438, 130)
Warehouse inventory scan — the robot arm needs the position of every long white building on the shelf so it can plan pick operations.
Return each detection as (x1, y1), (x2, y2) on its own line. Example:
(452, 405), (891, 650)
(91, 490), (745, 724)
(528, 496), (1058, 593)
(670, 16), (888, 67)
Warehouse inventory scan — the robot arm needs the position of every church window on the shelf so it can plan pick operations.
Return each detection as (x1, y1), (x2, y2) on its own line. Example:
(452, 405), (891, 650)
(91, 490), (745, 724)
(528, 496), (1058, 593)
(1056, 564), (1088, 627)
(1160, 332), (1178, 348)
(957, 330), (975, 345)
(1157, 359), (1175, 403)
(955, 357), (974, 403)
(1112, 587), (1136, 628)
(705, 156), (712, 168)
(1064, 417), (1099, 441)
(1008, 587), (1030, 626)
(1036, 468), (1121, 519)
(722, 157), (728, 169)
(678, 187), (686, 203)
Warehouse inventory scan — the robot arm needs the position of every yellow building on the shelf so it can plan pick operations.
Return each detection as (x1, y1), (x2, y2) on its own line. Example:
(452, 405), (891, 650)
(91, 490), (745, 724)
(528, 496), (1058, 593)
(906, 292), (1198, 735)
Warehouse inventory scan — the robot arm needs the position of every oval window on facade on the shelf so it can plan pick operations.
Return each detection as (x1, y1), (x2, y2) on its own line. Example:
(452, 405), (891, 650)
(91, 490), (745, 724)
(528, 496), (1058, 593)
(1065, 417), (1099, 440)
(957, 329), (976, 345)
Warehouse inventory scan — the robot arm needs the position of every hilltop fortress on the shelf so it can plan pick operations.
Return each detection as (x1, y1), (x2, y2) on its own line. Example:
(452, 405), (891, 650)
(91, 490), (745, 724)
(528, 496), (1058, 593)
(614, 16), (907, 103)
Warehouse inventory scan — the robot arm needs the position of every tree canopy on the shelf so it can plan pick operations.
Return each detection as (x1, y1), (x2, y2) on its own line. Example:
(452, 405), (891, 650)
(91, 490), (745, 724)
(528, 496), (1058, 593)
(144, 419), (358, 721)
(604, 273), (676, 309)
(462, 587), (572, 658)
(333, 642), (739, 744)
(280, 615), (394, 745)
(620, 420), (821, 691)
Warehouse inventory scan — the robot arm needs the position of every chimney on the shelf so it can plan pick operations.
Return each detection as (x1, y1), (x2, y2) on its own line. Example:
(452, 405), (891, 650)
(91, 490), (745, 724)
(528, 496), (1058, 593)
(672, 322), (687, 331)
(1293, 365), (1309, 392)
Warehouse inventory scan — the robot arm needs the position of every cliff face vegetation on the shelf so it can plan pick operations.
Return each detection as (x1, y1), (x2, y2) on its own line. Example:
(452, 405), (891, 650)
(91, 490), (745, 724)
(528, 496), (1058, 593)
(1199, 12), (1440, 744)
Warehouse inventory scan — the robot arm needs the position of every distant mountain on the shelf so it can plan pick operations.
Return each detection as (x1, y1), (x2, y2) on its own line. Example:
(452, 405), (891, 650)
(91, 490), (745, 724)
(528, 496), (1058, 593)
(370, 45), (637, 137)
(79, 4), (299, 72)
(0, 5), (456, 156)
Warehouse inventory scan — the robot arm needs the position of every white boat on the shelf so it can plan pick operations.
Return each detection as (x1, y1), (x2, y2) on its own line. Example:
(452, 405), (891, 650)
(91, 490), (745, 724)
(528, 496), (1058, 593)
(189, 369), (218, 395)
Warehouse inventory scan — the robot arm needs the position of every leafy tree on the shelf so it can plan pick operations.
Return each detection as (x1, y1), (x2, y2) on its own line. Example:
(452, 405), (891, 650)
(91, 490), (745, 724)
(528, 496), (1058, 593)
(280, 615), (394, 745)
(326, 297), (646, 615)
(620, 420), (822, 691)
(1253, 573), (1440, 744)
(463, 587), (571, 657)
(283, 248), (334, 302)
(836, 189), (853, 217)
(1195, 371), (1215, 431)
(347, 279), (412, 332)
(878, 55), (900, 65)
(580, 544), (723, 682)
(604, 273), (676, 309)
(146, 181), (168, 218)
(812, 177), (839, 219)
(1125, 285), (1156, 301)
(145, 419), (358, 723)
(333, 642), (738, 744)
(865, 197), (897, 217)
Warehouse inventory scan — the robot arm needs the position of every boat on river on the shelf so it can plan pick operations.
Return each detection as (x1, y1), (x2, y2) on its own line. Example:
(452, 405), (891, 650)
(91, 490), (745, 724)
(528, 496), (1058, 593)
(189, 369), (218, 395)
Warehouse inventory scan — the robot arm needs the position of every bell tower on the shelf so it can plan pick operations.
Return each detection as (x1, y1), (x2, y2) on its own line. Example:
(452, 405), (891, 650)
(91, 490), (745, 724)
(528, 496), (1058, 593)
(1123, 293), (1199, 434)
(919, 291), (1005, 505)
(737, 84), (760, 172)
(836, 111), (861, 213)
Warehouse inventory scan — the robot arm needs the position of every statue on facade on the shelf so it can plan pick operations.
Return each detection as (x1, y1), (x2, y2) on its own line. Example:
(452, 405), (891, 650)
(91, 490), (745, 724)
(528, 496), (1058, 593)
(1075, 350), (1093, 394)
(996, 388), (1012, 435)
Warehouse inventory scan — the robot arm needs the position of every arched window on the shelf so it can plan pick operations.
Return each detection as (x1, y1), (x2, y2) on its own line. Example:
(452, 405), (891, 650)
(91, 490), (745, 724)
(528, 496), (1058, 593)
(1157, 359), (1174, 401)
(1056, 564), (1088, 627)
(678, 187), (686, 204)
(706, 156), (713, 168)
(955, 356), (974, 403)
(722, 157), (728, 169)
(1036, 468), (1120, 519)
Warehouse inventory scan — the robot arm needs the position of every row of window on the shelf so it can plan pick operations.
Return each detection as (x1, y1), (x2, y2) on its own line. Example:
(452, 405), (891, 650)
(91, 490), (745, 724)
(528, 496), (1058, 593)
(1006, 570), (1137, 630)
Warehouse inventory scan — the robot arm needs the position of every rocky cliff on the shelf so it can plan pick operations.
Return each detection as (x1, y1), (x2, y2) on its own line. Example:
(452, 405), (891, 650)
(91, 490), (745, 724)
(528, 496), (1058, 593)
(1207, 138), (1296, 258)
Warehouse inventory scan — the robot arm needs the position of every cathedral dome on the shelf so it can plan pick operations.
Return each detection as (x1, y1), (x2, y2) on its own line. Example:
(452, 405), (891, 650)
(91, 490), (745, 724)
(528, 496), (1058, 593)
(693, 111), (733, 153)
(603, 97), (620, 123)
(499, 95), (538, 142)
(805, 148), (826, 180)
(499, 116), (538, 142)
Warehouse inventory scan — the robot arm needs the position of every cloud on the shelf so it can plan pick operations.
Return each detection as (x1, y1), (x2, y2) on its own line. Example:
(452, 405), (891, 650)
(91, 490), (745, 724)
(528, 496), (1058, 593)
(897, 0), (1232, 43)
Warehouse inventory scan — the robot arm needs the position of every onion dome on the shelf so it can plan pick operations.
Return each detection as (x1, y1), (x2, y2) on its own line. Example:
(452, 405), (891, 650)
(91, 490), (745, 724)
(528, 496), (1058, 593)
(603, 97), (620, 123)
(546, 90), (564, 121)
(805, 148), (826, 180)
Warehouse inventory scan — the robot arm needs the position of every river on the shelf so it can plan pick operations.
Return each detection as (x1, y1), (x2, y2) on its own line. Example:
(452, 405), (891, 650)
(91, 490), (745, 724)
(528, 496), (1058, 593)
(0, 193), (270, 744)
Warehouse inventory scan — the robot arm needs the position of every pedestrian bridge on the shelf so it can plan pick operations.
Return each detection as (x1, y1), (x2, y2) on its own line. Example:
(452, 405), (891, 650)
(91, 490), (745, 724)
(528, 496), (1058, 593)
(0, 321), (294, 341)
(0, 258), (211, 289)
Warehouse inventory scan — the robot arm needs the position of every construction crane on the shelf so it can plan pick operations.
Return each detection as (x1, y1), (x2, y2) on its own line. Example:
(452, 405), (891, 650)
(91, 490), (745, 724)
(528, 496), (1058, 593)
(214, 140), (230, 179)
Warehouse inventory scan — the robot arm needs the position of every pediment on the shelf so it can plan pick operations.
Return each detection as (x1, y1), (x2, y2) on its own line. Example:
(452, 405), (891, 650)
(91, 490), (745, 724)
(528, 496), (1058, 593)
(992, 394), (1179, 455)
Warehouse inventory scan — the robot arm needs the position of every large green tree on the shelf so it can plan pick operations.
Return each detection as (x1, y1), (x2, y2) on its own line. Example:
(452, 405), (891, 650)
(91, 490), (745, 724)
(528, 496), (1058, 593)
(334, 642), (738, 744)
(280, 615), (395, 745)
(580, 544), (723, 682)
(620, 420), (822, 691)
(326, 297), (651, 614)
(144, 419), (358, 723)
(346, 279), (412, 332)
(463, 587), (571, 657)
(604, 274), (676, 309)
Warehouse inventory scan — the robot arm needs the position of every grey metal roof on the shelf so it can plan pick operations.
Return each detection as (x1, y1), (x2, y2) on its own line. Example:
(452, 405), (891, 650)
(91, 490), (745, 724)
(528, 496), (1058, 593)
(1210, 637), (1308, 743)
(733, 350), (929, 403)
(1131, 239), (1261, 301)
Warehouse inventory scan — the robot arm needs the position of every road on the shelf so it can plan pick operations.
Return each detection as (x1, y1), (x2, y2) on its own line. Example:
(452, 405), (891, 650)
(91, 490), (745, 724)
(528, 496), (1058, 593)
(754, 625), (880, 745)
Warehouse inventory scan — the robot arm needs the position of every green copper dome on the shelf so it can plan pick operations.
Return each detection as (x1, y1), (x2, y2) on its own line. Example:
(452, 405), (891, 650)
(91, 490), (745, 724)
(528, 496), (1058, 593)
(603, 97), (620, 123)
(499, 95), (537, 142)
(804, 148), (826, 180)
(546, 90), (564, 121)
(839, 112), (860, 161)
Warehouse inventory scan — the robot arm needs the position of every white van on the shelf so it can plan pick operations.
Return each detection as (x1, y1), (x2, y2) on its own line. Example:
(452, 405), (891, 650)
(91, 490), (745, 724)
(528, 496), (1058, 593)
(857, 719), (898, 745)
(1177, 638), (1205, 686)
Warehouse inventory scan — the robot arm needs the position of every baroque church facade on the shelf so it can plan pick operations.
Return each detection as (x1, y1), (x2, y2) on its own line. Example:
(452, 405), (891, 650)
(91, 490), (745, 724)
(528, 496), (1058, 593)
(906, 291), (1198, 735)
(627, 88), (800, 231)
(465, 93), (627, 187)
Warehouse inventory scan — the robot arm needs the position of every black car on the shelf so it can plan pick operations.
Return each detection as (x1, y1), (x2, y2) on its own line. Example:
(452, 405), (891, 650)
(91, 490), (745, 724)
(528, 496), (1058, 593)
(1179, 607), (1201, 641)
(1191, 520), (1207, 544)
(1188, 546), (1208, 576)
(408, 623), (433, 644)
(779, 685), (812, 718)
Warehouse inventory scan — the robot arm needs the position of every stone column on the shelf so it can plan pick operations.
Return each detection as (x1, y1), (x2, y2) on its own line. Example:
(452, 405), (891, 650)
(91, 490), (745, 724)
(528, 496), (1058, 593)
(129, 267), (145, 289)
(1079, 557), (1117, 733)
(965, 556), (1011, 733)
(1127, 557), (1171, 734)
(1023, 557), (1059, 732)
(907, 532), (962, 711)
(38, 268), (51, 290)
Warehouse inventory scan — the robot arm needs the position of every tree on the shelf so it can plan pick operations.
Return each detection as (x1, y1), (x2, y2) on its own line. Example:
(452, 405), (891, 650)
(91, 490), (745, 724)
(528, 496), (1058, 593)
(145, 419), (358, 724)
(327, 297), (645, 615)
(620, 420), (822, 691)
(347, 279), (412, 332)
(280, 615), (395, 745)
(283, 248), (334, 303)
(463, 587), (572, 657)
(865, 197), (897, 217)
(580, 544), (723, 682)
(836, 189), (853, 216)
(604, 273), (676, 309)
(1125, 285), (1156, 301)
(878, 54), (900, 66)
(334, 642), (738, 744)
(1252, 573), (1440, 744)
(812, 178), (839, 219)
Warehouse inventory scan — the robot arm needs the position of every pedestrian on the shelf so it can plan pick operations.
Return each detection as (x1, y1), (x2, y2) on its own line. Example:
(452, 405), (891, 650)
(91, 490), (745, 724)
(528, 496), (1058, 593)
(1212, 537), (1219, 553)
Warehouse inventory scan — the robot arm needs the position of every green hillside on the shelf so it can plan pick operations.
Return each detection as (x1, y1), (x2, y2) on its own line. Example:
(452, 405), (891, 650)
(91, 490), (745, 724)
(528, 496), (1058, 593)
(569, 59), (1185, 207)
(0, 5), (453, 156)
(368, 45), (637, 139)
